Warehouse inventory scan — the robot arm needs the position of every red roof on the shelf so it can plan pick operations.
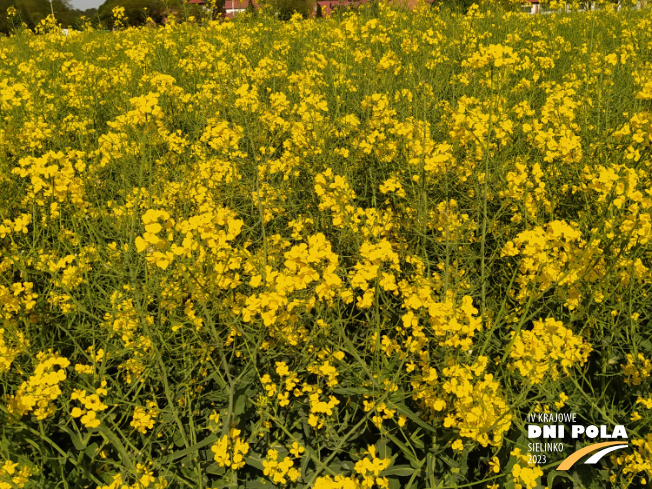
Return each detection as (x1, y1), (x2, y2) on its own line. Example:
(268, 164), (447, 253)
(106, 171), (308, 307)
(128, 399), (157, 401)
(187, 0), (205, 4)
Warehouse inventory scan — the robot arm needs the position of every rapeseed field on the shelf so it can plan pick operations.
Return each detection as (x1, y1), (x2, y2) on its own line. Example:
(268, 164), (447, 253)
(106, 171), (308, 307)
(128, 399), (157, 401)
(0, 2), (651, 488)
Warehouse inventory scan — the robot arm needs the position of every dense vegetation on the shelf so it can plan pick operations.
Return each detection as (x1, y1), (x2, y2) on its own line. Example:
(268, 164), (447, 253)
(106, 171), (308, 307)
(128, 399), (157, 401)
(0, 1), (651, 488)
(0, 0), (93, 31)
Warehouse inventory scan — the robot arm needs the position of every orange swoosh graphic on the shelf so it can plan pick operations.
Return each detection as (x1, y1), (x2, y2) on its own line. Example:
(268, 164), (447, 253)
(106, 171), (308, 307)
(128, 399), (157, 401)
(557, 441), (627, 470)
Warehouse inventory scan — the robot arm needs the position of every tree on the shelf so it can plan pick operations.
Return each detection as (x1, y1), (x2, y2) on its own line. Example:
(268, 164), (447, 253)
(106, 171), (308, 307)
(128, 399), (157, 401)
(430, 0), (478, 13)
(431, 0), (521, 13)
(1, 0), (80, 33)
(263, 0), (315, 19)
(97, 0), (186, 27)
(53, 0), (83, 26)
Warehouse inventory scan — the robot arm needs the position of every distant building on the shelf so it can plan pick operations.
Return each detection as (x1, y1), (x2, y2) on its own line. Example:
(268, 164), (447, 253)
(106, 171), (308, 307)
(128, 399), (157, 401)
(186, 0), (228, 19)
(224, 0), (256, 18)
(526, 0), (540, 14)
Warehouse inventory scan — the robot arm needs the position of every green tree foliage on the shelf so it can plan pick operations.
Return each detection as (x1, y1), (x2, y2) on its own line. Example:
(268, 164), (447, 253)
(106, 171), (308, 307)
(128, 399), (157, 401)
(98, 0), (165, 26)
(431, 0), (522, 13)
(96, 0), (201, 27)
(1, 0), (79, 32)
(429, 0), (479, 13)
(335, 0), (381, 17)
(263, 0), (315, 20)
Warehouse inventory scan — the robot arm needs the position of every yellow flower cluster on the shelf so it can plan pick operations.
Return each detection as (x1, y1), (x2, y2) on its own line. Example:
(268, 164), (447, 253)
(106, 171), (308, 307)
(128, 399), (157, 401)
(525, 84), (583, 164)
(621, 353), (652, 386)
(262, 448), (301, 485)
(0, 79), (30, 112)
(74, 346), (106, 375)
(211, 427), (250, 470)
(112, 6), (127, 30)
(313, 475), (361, 489)
(610, 434), (652, 486)
(135, 209), (176, 270)
(70, 383), (109, 428)
(510, 448), (543, 489)
(464, 43), (519, 69)
(0, 460), (33, 489)
(130, 401), (159, 434)
(308, 389), (341, 429)
(12, 151), (87, 216)
(0, 283), (37, 320)
(311, 445), (393, 489)
(102, 291), (153, 383)
(0, 326), (28, 373)
(353, 445), (391, 489)
(499, 161), (548, 222)
(315, 169), (359, 230)
(509, 317), (592, 384)
(8, 351), (70, 420)
(349, 240), (400, 308)
(501, 220), (598, 308)
(109, 93), (164, 130)
(97, 463), (168, 489)
(1, 2), (651, 487)
(441, 357), (513, 447)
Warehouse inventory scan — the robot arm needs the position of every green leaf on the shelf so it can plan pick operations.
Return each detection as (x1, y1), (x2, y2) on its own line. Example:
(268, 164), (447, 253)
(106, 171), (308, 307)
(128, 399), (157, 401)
(394, 402), (437, 434)
(173, 429), (186, 447)
(409, 429), (425, 450)
(233, 389), (247, 418)
(546, 469), (572, 488)
(384, 432), (419, 468)
(301, 453), (310, 477)
(58, 424), (87, 452)
(245, 480), (275, 488)
(245, 452), (265, 471)
(332, 387), (370, 396)
(573, 463), (610, 489)
(159, 433), (219, 464)
(85, 442), (100, 459)
(204, 370), (228, 391)
(377, 438), (392, 459)
(206, 462), (225, 475)
(97, 423), (136, 472)
(388, 478), (402, 489)
(383, 465), (416, 477)
(160, 409), (175, 424)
